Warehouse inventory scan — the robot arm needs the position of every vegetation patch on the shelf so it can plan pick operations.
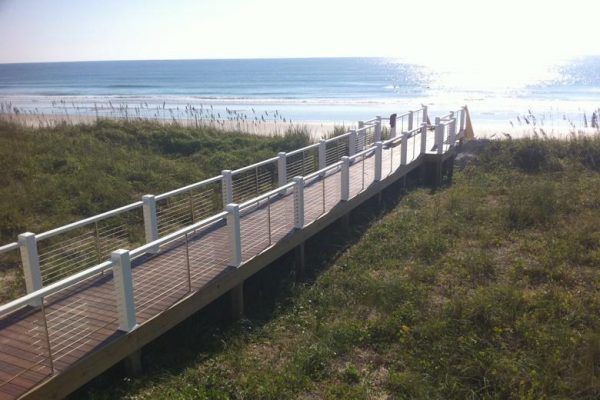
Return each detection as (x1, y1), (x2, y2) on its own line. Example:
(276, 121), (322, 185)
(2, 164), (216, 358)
(73, 136), (600, 399)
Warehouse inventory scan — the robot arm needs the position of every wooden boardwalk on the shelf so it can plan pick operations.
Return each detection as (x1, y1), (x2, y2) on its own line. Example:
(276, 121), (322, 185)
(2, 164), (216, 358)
(0, 111), (463, 399)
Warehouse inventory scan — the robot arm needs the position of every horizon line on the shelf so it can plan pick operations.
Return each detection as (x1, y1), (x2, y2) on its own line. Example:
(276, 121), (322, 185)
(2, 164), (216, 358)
(0, 55), (403, 66)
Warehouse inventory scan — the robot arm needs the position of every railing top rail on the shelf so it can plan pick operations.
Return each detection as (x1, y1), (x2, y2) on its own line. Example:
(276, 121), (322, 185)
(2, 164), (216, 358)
(348, 146), (376, 161)
(232, 156), (278, 175)
(324, 131), (352, 143)
(155, 175), (222, 201)
(401, 126), (424, 135)
(129, 211), (228, 259)
(0, 242), (18, 254)
(303, 160), (344, 181)
(285, 142), (320, 157)
(36, 201), (144, 241)
(0, 260), (113, 318)
(238, 181), (296, 209)
(356, 123), (376, 133)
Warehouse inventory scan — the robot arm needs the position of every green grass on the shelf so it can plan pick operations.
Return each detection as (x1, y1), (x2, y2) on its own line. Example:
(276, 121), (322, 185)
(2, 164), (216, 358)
(0, 120), (311, 302)
(0, 119), (310, 239)
(77, 136), (600, 399)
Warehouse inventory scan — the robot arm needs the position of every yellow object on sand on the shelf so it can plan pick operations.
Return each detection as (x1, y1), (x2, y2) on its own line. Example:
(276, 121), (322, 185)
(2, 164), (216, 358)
(464, 105), (475, 140)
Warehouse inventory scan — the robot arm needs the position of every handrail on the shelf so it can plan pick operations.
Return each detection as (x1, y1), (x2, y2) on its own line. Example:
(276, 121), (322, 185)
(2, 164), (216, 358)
(36, 201), (144, 241)
(285, 142), (319, 157)
(304, 160), (343, 181)
(0, 260), (113, 317)
(348, 146), (376, 161)
(232, 156), (278, 175)
(129, 211), (229, 259)
(238, 181), (296, 209)
(0, 242), (18, 254)
(324, 130), (353, 143)
(155, 175), (222, 201)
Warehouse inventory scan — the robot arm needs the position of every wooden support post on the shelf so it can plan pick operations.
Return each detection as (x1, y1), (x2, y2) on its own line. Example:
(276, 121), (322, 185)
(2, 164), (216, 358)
(434, 157), (443, 188)
(230, 282), (244, 320)
(278, 152), (287, 186)
(123, 350), (143, 377)
(408, 111), (414, 131)
(294, 241), (306, 278)
(340, 213), (351, 234)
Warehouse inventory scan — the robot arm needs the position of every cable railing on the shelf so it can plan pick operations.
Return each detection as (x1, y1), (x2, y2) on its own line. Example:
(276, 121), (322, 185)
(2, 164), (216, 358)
(155, 176), (223, 237)
(0, 105), (467, 399)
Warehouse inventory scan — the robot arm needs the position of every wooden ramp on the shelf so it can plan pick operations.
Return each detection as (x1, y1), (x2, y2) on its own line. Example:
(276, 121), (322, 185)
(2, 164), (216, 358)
(0, 108), (465, 399)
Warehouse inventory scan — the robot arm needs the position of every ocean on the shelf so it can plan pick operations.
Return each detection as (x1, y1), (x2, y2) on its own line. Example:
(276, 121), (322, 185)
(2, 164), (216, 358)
(1, 57), (599, 135)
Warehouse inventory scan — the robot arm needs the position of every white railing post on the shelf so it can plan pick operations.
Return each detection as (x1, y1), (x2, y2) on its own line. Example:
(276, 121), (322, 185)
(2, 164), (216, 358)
(318, 139), (326, 170)
(222, 170), (233, 207)
(225, 203), (242, 268)
(142, 195), (159, 253)
(420, 123), (428, 155)
(374, 141), (383, 182)
(422, 105), (428, 126)
(401, 133), (408, 165)
(349, 129), (357, 157)
(408, 111), (414, 131)
(435, 117), (444, 154)
(357, 121), (365, 149)
(293, 176), (304, 229)
(111, 249), (137, 332)
(375, 116), (382, 142)
(341, 156), (350, 201)
(18, 232), (42, 294)
(278, 152), (287, 186)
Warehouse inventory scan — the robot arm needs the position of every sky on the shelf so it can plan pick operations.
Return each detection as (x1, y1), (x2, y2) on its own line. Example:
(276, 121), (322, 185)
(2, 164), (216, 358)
(0, 0), (599, 67)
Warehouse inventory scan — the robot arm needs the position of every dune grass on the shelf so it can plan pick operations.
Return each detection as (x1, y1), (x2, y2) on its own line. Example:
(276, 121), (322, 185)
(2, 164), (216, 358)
(0, 120), (311, 303)
(77, 137), (600, 399)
